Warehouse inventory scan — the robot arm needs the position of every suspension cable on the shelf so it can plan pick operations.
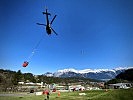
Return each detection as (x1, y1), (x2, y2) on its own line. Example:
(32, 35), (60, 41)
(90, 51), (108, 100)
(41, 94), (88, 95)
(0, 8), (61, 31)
(27, 37), (43, 62)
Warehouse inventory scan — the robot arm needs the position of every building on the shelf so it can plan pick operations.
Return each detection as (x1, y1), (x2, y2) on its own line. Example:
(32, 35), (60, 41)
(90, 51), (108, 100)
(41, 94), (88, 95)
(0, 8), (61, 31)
(108, 83), (132, 89)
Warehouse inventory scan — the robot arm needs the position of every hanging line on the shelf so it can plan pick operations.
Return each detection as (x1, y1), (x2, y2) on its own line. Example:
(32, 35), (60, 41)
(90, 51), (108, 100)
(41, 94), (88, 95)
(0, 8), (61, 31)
(27, 37), (43, 62)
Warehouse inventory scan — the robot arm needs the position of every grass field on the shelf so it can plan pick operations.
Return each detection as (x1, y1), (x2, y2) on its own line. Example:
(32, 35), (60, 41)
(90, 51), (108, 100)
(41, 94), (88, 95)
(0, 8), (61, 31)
(0, 89), (133, 100)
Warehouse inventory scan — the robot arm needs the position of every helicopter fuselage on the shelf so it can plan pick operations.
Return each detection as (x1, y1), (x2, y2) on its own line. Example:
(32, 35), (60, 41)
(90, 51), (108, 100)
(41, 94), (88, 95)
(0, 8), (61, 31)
(46, 25), (51, 35)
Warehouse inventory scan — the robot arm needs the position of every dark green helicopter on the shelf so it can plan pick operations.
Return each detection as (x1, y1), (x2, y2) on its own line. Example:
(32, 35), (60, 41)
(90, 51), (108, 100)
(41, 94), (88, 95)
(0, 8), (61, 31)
(37, 9), (58, 35)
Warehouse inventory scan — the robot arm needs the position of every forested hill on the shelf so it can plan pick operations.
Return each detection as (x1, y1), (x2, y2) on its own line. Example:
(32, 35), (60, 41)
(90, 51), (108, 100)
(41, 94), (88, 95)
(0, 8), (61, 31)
(116, 68), (133, 82)
(106, 68), (133, 84)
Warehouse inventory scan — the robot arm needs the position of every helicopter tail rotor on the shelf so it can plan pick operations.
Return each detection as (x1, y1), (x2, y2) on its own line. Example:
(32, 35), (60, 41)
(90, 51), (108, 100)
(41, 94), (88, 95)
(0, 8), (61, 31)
(42, 9), (51, 16)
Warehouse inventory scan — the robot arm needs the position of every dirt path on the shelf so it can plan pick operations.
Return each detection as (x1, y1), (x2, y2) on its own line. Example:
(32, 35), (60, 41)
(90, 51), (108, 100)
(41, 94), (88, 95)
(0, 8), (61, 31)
(0, 93), (35, 97)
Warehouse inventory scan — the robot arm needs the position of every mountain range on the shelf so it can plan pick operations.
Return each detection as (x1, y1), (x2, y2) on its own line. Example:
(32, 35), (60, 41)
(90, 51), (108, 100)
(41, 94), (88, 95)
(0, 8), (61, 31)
(44, 67), (133, 81)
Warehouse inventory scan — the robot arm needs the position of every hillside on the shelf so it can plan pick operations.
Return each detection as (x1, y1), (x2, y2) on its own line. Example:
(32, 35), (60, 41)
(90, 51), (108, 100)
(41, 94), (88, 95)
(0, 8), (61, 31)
(116, 68), (133, 81)
(0, 69), (98, 86)
(105, 68), (133, 85)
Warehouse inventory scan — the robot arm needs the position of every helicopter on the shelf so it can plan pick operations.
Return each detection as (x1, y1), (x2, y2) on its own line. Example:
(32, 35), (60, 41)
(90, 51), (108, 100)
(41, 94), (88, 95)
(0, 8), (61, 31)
(37, 9), (58, 35)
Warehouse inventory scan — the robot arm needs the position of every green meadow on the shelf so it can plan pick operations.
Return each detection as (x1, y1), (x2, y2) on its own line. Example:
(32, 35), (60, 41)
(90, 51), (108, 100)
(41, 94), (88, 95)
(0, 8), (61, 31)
(0, 89), (133, 100)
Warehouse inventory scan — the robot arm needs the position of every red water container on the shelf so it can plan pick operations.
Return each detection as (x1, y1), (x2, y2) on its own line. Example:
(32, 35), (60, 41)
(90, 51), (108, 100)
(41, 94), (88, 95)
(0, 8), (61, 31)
(22, 61), (29, 67)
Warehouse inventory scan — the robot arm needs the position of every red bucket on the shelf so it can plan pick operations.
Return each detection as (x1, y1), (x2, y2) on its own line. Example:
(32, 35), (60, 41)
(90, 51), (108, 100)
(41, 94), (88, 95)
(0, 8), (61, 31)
(22, 61), (29, 67)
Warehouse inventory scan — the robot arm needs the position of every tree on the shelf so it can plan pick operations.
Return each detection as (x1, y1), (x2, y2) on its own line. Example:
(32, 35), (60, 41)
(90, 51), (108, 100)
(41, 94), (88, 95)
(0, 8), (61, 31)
(12, 70), (23, 85)
(23, 73), (36, 82)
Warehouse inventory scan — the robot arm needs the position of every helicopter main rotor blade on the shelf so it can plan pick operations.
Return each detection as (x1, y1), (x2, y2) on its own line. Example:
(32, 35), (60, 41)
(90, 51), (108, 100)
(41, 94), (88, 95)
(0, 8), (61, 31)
(50, 15), (57, 25)
(51, 27), (58, 35)
(36, 23), (46, 26)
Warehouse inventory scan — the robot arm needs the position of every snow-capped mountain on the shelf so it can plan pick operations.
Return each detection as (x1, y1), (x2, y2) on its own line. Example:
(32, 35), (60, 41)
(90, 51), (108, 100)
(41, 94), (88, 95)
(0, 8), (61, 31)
(45, 67), (133, 81)
(44, 72), (53, 77)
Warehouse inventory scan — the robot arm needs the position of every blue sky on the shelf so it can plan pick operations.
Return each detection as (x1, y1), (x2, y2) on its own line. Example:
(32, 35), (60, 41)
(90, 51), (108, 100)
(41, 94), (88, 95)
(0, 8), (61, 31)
(0, 0), (133, 75)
